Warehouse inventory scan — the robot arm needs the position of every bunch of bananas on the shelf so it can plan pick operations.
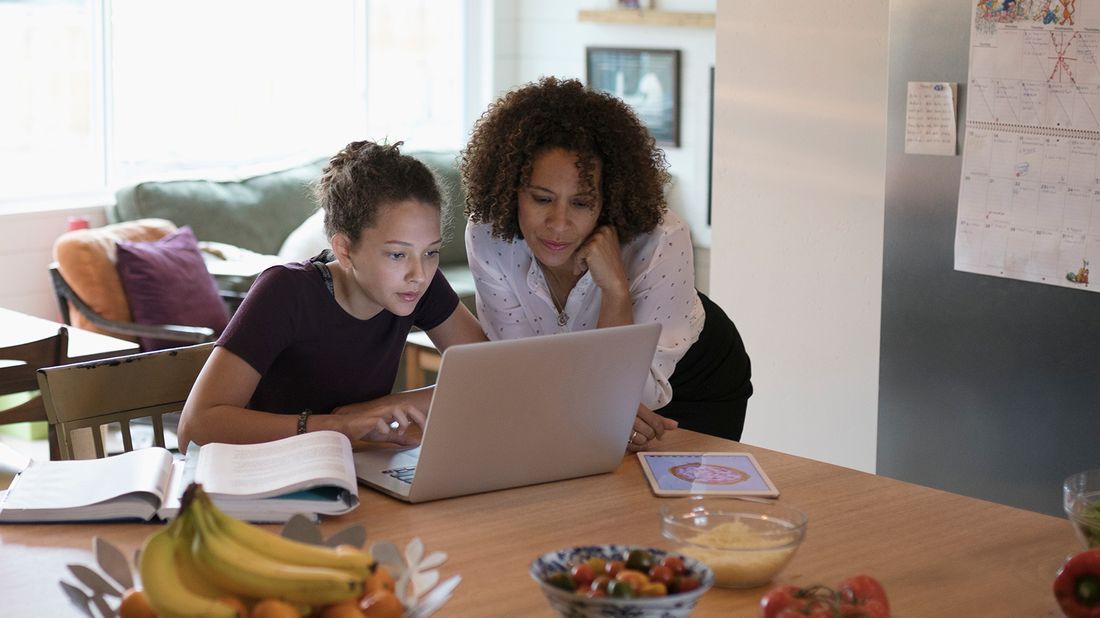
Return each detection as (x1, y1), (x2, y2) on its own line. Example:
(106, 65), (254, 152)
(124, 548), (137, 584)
(139, 484), (373, 617)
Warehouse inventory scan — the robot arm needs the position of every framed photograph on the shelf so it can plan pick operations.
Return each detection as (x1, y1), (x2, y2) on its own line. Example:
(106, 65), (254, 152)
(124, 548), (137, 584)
(586, 47), (681, 147)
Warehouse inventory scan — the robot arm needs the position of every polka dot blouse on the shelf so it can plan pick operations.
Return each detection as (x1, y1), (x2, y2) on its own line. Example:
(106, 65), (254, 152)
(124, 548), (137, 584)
(465, 209), (704, 410)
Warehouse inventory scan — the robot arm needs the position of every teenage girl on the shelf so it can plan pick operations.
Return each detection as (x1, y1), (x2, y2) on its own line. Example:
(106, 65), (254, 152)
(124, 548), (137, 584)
(177, 141), (485, 451)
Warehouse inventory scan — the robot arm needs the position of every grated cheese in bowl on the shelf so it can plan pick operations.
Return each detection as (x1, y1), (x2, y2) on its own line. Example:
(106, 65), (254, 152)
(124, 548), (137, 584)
(661, 500), (807, 589)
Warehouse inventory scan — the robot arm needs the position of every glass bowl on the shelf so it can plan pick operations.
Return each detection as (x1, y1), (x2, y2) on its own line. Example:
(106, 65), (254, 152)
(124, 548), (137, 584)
(660, 498), (807, 589)
(530, 544), (714, 618)
(1064, 469), (1100, 548)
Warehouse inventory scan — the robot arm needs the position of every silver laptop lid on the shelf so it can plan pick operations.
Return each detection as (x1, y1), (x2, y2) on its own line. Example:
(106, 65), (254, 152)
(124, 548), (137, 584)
(406, 322), (661, 502)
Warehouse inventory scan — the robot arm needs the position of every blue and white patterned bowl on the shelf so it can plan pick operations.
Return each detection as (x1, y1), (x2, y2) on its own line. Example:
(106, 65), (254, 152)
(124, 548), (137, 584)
(529, 544), (714, 618)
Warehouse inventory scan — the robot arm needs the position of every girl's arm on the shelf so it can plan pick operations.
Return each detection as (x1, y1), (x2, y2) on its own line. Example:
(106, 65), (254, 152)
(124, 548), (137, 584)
(426, 302), (486, 350)
(178, 347), (423, 453)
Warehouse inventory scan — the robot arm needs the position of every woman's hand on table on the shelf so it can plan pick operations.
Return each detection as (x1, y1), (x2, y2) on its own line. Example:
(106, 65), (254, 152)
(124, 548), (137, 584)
(627, 404), (678, 452)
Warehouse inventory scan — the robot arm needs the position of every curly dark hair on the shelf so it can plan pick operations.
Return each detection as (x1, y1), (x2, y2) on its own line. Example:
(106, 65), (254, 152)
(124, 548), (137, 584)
(314, 140), (445, 245)
(461, 77), (670, 244)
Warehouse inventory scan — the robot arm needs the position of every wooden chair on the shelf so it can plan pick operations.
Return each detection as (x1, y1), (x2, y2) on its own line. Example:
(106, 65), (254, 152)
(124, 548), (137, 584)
(0, 327), (69, 458)
(36, 342), (213, 460)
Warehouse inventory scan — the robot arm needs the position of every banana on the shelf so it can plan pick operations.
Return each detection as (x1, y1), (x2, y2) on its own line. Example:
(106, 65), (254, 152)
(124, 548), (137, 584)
(188, 503), (364, 605)
(193, 490), (373, 578)
(173, 511), (238, 600)
(139, 520), (240, 618)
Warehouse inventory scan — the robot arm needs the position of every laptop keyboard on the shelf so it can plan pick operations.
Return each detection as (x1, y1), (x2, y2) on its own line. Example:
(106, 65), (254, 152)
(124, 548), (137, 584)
(383, 466), (417, 484)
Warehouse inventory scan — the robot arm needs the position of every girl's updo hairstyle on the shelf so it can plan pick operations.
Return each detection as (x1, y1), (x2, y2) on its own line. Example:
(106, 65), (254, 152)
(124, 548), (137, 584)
(460, 76), (670, 244)
(314, 140), (445, 246)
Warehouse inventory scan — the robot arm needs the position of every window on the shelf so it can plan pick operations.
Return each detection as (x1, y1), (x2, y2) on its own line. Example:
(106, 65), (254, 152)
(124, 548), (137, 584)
(0, 0), (102, 201)
(365, 1), (464, 150)
(110, 0), (366, 182)
(1, 0), (469, 208)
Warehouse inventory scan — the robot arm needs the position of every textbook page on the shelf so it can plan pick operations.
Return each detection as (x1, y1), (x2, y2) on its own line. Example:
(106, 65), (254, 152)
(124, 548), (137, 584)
(955, 3), (1100, 292)
(194, 430), (357, 500)
(0, 448), (174, 521)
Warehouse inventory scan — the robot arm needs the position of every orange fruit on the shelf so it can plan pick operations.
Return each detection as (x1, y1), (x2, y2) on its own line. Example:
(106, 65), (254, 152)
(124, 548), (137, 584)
(219, 595), (250, 618)
(318, 599), (365, 618)
(118, 588), (156, 618)
(364, 565), (396, 595)
(359, 590), (403, 618)
(252, 598), (302, 618)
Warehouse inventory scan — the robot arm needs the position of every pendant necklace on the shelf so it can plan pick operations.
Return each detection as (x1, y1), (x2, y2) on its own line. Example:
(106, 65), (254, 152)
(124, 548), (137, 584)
(549, 286), (569, 327)
(543, 269), (570, 327)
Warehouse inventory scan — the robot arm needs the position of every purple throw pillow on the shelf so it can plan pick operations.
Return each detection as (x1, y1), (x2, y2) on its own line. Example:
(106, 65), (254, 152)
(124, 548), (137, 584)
(116, 226), (229, 350)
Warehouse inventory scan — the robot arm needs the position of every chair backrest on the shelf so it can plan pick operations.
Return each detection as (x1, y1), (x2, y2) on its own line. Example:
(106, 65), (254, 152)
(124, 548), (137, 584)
(36, 342), (213, 460)
(0, 327), (69, 426)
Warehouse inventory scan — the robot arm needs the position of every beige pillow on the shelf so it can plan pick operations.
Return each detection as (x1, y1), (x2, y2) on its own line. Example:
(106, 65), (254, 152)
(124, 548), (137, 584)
(53, 218), (178, 338)
(277, 209), (329, 262)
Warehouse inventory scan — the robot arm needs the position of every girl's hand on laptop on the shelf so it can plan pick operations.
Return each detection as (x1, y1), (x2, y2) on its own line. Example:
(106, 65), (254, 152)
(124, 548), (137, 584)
(627, 405), (678, 452)
(332, 397), (426, 446)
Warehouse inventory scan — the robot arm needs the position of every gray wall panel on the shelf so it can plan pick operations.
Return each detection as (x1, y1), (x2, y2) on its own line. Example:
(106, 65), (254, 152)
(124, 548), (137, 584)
(879, 0), (1100, 516)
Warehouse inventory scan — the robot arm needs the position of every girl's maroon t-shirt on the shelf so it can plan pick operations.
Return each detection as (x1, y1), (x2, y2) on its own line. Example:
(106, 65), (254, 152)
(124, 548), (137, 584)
(218, 260), (458, 414)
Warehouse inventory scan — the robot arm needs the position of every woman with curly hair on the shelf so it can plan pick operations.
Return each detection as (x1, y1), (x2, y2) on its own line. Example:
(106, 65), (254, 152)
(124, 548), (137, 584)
(462, 77), (752, 445)
(179, 140), (485, 451)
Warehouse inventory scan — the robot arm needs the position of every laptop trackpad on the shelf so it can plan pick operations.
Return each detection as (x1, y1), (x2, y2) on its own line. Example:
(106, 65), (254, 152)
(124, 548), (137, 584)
(354, 446), (420, 485)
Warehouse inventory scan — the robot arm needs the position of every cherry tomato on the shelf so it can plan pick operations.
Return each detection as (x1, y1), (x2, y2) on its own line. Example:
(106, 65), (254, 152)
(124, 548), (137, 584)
(606, 580), (634, 598)
(625, 549), (655, 572)
(660, 555), (686, 575)
(605, 559), (625, 577)
(671, 575), (701, 594)
(760, 577), (890, 618)
(615, 569), (649, 593)
(585, 557), (607, 575)
(590, 575), (611, 593)
(837, 575), (890, 617)
(545, 571), (573, 591)
(638, 582), (668, 597)
(584, 588), (607, 599)
(759, 584), (802, 617)
(570, 563), (595, 588)
(648, 565), (673, 586)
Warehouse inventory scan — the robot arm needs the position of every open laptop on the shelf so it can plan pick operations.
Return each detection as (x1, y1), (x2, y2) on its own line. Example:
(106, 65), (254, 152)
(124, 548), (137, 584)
(354, 322), (661, 503)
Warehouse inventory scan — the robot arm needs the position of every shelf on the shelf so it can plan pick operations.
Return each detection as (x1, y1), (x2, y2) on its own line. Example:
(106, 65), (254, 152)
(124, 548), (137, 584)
(578, 9), (715, 28)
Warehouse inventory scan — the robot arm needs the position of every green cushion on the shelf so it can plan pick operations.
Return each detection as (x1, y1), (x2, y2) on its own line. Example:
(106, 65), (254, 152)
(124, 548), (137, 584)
(110, 152), (470, 264)
(111, 159), (328, 256)
(408, 151), (469, 267)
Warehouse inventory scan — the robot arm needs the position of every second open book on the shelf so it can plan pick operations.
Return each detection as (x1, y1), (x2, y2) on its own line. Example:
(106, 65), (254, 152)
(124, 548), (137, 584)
(0, 430), (358, 524)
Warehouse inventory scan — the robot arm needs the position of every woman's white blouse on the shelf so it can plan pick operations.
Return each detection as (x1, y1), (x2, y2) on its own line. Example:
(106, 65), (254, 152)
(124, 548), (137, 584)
(465, 210), (704, 410)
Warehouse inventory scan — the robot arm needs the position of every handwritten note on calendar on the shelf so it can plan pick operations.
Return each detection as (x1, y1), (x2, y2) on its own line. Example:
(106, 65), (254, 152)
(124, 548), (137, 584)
(954, 3), (1098, 293)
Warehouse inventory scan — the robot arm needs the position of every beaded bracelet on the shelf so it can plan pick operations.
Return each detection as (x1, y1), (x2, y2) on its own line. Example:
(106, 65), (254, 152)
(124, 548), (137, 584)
(296, 409), (311, 435)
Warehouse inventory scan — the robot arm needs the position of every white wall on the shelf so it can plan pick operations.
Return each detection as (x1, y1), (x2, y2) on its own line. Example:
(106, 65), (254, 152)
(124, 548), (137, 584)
(0, 202), (110, 320)
(499, 0), (716, 247)
(710, 2), (889, 472)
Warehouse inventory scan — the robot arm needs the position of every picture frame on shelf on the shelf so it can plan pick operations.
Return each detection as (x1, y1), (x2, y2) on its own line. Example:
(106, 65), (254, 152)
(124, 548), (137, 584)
(586, 47), (681, 147)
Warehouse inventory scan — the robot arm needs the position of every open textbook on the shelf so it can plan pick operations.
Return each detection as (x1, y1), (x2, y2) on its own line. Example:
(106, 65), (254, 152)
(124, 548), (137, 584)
(0, 430), (359, 523)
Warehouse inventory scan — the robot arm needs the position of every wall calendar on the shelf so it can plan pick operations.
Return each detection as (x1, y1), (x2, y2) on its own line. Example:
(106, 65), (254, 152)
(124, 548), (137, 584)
(956, 1), (1099, 292)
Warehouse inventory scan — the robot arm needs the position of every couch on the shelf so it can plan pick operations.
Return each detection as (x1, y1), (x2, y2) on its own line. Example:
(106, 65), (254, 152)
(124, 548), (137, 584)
(107, 151), (476, 305)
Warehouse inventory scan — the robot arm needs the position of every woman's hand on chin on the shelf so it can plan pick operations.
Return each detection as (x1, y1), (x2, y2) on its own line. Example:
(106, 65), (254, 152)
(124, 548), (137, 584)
(575, 225), (629, 297)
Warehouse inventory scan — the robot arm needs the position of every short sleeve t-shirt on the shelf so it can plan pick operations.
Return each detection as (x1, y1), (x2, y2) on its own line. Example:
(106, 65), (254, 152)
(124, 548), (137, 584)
(218, 260), (458, 414)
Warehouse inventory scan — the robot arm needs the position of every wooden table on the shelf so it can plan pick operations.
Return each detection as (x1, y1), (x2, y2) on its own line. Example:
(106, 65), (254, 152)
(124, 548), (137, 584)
(0, 430), (1079, 616)
(0, 307), (139, 362)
